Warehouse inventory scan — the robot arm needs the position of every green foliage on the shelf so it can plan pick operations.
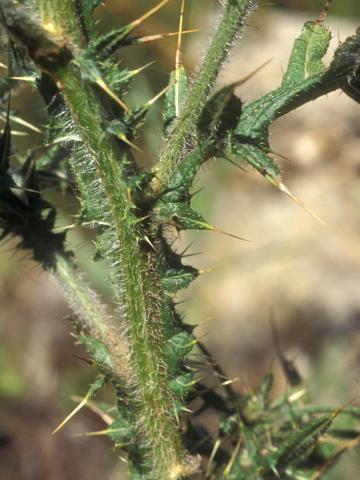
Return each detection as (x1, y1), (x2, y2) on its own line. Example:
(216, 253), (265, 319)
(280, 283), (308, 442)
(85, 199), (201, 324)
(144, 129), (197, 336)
(0, 1), (359, 479)
(0, 106), (68, 268)
(229, 21), (360, 189)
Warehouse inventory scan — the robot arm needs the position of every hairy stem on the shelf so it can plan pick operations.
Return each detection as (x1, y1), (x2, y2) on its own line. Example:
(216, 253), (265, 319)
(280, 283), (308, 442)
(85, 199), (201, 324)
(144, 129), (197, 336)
(54, 253), (131, 383)
(0, 1), (188, 477)
(155, 0), (256, 190)
(58, 65), (186, 477)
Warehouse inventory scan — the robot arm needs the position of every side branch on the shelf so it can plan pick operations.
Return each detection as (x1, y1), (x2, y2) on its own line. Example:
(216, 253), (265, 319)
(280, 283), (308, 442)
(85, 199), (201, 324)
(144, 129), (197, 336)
(154, 0), (256, 191)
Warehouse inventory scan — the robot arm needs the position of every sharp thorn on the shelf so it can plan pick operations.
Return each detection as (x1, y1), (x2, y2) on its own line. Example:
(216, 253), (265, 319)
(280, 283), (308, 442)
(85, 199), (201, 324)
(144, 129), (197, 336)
(96, 77), (129, 112)
(126, 29), (198, 46)
(73, 428), (112, 437)
(179, 240), (195, 256)
(52, 392), (91, 434)
(222, 377), (239, 387)
(206, 438), (222, 478)
(130, 0), (171, 30)
(198, 267), (214, 275)
(146, 85), (169, 107)
(10, 130), (28, 136)
(0, 112), (42, 133)
(54, 223), (77, 232)
(277, 181), (326, 226)
(288, 389), (307, 403)
(176, 0), (185, 70)
(210, 225), (250, 242)
(144, 235), (156, 250)
(116, 132), (142, 152)
(224, 156), (247, 173)
(223, 438), (242, 476)
(182, 251), (202, 258)
(231, 59), (272, 90)
(130, 61), (157, 77)
(70, 395), (114, 426)
(10, 76), (35, 82)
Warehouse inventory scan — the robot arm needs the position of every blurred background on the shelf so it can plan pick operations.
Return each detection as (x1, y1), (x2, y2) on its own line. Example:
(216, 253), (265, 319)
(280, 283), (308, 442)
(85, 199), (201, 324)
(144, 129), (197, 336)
(1, 1), (360, 478)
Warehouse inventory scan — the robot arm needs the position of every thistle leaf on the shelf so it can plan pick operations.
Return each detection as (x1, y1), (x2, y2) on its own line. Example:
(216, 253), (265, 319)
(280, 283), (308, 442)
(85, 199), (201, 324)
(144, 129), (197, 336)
(273, 409), (341, 469)
(76, 0), (102, 40)
(233, 21), (331, 147)
(163, 67), (188, 136)
(198, 82), (242, 144)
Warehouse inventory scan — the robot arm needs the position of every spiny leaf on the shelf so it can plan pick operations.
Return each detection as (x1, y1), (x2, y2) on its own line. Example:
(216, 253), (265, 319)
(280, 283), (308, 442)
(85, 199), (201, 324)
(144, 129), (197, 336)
(78, 57), (129, 111)
(0, 119), (68, 268)
(106, 417), (135, 444)
(91, 0), (171, 58)
(164, 66), (188, 136)
(198, 62), (270, 145)
(163, 149), (206, 202)
(164, 331), (195, 373)
(229, 143), (281, 183)
(169, 373), (194, 397)
(156, 201), (212, 231)
(233, 21), (331, 146)
(198, 83), (242, 143)
(282, 21), (330, 87)
(273, 408), (343, 469)
(77, 0), (102, 40)
(162, 266), (198, 294)
(79, 334), (114, 371)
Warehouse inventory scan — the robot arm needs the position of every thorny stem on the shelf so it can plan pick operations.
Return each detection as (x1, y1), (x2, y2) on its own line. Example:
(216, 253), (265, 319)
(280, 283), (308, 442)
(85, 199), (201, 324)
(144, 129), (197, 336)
(54, 253), (131, 385)
(58, 66), (187, 477)
(155, 0), (256, 190)
(1, 1), (188, 477)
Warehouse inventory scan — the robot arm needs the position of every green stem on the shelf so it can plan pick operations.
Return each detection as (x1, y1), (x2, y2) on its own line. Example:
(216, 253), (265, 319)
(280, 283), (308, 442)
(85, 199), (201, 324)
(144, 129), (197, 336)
(0, 1), (189, 476)
(58, 66), (186, 477)
(155, 0), (256, 190)
(54, 254), (131, 383)
(55, 254), (107, 335)
(37, 0), (87, 49)
(36, 3), (187, 477)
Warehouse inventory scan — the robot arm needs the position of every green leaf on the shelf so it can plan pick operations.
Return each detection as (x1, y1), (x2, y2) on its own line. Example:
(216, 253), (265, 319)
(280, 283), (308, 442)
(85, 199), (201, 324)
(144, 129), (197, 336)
(80, 335), (114, 370)
(232, 21), (331, 149)
(163, 149), (205, 202)
(77, 0), (102, 40)
(273, 411), (339, 469)
(282, 21), (330, 87)
(198, 82), (242, 143)
(163, 66), (187, 136)
(162, 267), (198, 294)
(107, 417), (135, 444)
(164, 331), (194, 373)
(91, 25), (133, 58)
(229, 142), (281, 184)
(155, 201), (212, 232)
(168, 373), (193, 397)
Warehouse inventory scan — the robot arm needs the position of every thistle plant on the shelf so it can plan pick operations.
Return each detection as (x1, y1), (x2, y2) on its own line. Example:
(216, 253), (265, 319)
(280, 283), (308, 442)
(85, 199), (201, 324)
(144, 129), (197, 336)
(0, 1), (360, 479)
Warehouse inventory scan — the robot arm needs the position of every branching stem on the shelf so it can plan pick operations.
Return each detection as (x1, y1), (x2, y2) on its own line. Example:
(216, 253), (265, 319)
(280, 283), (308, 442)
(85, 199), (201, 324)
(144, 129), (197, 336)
(155, 0), (256, 190)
